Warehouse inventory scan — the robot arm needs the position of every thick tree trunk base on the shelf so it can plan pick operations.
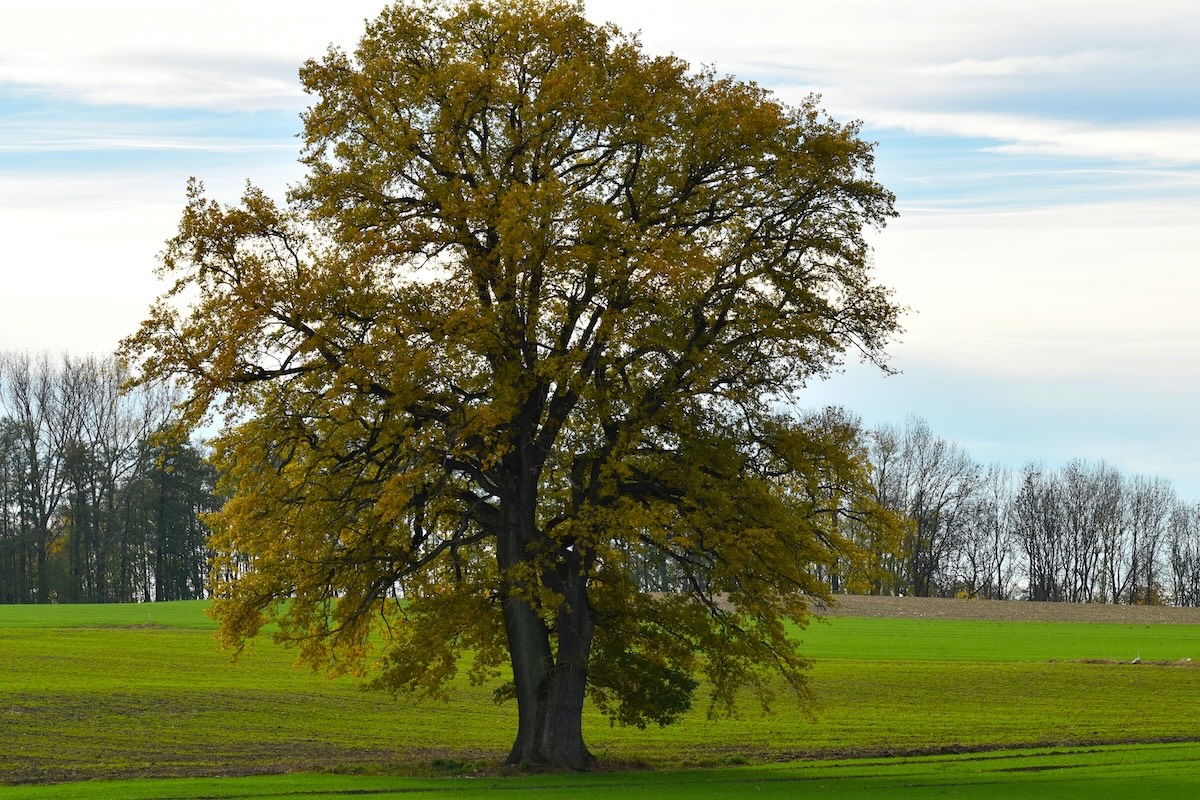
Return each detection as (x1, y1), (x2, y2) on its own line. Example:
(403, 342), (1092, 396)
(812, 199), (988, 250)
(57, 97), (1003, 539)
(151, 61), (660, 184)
(506, 740), (597, 771)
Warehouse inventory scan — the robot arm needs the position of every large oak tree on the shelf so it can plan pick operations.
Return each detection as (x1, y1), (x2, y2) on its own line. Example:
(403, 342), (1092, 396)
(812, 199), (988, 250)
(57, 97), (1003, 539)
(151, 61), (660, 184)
(123, 0), (901, 768)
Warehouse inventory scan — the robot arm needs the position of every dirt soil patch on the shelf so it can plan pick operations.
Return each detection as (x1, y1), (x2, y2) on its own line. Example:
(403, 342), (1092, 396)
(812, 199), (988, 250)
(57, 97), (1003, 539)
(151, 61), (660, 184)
(817, 595), (1200, 624)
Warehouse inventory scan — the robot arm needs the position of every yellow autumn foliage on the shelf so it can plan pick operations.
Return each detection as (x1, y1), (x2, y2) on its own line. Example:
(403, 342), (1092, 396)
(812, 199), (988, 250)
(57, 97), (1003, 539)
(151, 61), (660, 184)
(122, 0), (902, 768)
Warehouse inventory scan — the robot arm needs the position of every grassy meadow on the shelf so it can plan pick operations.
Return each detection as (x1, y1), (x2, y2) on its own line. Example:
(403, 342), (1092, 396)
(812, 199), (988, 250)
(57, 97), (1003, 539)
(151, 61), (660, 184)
(1, 600), (1198, 796)
(3, 744), (1200, 800)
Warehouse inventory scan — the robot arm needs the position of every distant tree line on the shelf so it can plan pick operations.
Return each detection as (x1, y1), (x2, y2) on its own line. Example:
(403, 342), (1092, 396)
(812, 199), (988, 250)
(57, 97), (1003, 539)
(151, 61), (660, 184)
(630, 412), (1200, 607)
(0, 352), (217, 604)
(8, 354), (1197, 610)
(840, 416), (1200, 606)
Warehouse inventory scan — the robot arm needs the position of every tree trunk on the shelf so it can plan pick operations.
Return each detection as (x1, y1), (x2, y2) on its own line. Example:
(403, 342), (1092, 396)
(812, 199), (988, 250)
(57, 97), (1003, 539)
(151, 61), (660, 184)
(35, 526), (49, 603)
(502, 581), (595, 768)
(498, 500), (595, 769)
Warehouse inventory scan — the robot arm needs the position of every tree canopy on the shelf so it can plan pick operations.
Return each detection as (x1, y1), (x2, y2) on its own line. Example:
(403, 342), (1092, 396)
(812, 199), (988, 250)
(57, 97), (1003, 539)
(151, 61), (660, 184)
(122, 0), (901, 769)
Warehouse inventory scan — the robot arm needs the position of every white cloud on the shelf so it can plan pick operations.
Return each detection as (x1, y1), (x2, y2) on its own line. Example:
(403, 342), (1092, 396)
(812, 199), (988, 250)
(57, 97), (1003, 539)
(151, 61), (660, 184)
(0, 176), (178, 353)
(982, 123), (1200, 164)
(0, 133), (293, 154)
(918, 50), (1139, 78)
(860, 110), (1200, 166)
(589, 1), (1200, 72)
(0, 167), (301, 354)
(865, 198), (1200, 403)
(0, 1), (391, 110)
(585, 1), (1200, 172)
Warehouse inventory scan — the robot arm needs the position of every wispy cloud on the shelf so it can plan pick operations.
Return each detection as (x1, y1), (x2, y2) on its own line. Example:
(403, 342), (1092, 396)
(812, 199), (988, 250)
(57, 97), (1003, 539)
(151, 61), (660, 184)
(982, 122), (1200, 164)
(919, 50), (1135, 78)
(863, 111), (1200, 166)
(0, 133), (294, 154)
(0, 1), (388, 110)
(871, 198), (1200, 380)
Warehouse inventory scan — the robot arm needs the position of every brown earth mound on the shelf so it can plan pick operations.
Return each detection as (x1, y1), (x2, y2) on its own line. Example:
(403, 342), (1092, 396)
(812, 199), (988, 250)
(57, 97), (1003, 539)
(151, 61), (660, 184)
(816, 594), (1200, 624)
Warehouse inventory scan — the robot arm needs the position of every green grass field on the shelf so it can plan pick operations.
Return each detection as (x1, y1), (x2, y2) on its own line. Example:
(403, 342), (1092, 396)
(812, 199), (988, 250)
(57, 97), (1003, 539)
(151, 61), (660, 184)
(2, 743), (1200, 800)
(2, 600), (1198, 797)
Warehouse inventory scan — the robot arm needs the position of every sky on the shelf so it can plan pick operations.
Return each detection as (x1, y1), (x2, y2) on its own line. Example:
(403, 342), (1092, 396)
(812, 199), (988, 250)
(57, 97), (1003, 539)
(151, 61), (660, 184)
(2, 1), (1199, 494)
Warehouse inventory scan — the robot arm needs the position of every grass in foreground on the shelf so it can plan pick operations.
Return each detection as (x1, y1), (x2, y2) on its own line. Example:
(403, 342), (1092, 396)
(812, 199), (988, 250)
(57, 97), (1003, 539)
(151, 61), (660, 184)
(1, 743), (1199, 799)
(2, 601), (1199, 784)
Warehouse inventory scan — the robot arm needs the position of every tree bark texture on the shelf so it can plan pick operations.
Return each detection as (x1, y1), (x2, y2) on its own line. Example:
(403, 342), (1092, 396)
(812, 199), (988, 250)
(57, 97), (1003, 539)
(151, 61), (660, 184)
(499, 495), (595, 769)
